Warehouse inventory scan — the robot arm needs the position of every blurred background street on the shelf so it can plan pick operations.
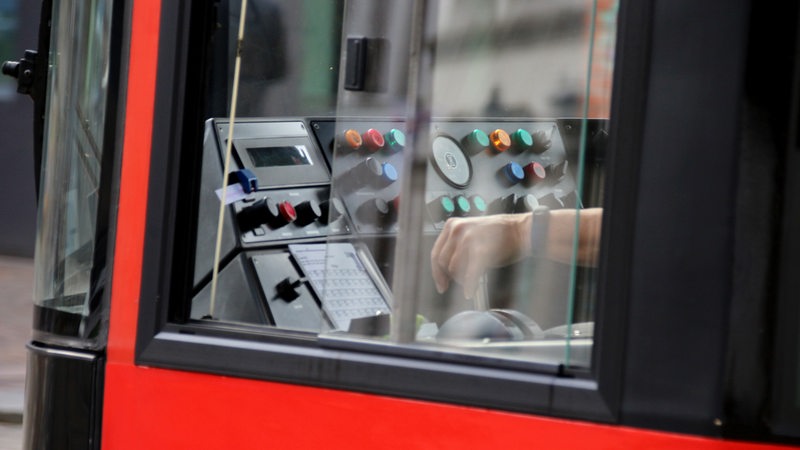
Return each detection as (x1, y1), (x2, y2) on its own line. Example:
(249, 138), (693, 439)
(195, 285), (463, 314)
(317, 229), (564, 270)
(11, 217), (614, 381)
(0, 256), (32, 449)
(0, 2), (42, 449)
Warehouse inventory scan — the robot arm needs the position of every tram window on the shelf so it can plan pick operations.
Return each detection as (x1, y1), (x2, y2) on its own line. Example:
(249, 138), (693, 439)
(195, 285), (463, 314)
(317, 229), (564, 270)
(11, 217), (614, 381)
(185, 0), (617, 372)
(32, 0), (117, 346)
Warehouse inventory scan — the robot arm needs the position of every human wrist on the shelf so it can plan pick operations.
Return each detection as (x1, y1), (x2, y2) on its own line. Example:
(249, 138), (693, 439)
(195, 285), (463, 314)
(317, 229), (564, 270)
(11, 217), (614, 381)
(517, 212), (533, 258)
(529, 206), (550, 256)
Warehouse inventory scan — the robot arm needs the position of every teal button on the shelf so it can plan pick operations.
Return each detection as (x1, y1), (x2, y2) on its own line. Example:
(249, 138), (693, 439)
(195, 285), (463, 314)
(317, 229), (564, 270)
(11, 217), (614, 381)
(512, 128), (533, 148)
(385, 129), (406, 152)
(471, 195), (487, 214)
(463, 129), (490, 155)
(440, 196), (455, 214)
(455, 195), (471, 215)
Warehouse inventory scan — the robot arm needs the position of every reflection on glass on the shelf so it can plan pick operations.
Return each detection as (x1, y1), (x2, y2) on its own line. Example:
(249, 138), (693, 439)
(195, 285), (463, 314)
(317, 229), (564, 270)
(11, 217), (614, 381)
(33, 0), (113, 343)
(198, 0), (616, 369)
(0, 0), (19, 101)
(323, 0), (615, 368)
(210, 0), (343, 118)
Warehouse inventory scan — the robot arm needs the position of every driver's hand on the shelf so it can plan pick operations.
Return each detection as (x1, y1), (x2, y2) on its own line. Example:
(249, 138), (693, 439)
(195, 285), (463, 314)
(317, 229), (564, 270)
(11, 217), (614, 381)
(430, 213), (532, 298)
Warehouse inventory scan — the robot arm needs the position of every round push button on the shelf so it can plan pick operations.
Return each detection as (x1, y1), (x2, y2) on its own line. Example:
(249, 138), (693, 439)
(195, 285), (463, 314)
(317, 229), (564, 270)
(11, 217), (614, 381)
(378, 162), (399, 187)
(462, 129), (490, 156)
(362, 128), (385, 152)
(428, 195), (454, 222)
(515, 194), (539, 213)
(502, 162), (525, 185)
(453, 195), (472, 217)
(342, 129), (363, 150)
(357, 198), (394, 225)
(489, 129), (511, 153)
(470, 195), (487, 216)
(384, 128), (406, 153)
(524, 161), (546, 183)
(512, 128), (533, 151)
(276, 201), (297, 225)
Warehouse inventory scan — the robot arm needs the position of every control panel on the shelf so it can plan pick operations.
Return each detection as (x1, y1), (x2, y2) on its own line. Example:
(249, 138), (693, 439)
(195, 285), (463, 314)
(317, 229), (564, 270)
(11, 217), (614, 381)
(311, 118), (578, 236)
(192, 117), (591, 334)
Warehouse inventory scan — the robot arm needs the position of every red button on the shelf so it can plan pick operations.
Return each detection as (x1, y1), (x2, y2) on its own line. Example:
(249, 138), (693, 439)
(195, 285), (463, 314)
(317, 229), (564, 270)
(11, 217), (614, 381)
(362, 128), (385, 152)
(524, 162), (546, 182)
(278, 201), (297, 223)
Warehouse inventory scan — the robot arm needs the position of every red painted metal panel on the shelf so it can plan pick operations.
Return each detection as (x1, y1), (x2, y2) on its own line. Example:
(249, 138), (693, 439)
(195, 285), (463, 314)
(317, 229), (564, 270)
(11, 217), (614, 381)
(103, 0), (161, 447)
(105, 0), (160, 366)
(101, 363), (796, 450)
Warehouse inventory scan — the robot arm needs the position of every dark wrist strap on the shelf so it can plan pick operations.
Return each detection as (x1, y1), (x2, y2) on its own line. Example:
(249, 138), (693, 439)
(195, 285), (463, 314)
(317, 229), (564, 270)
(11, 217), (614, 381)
(530, 206), (550, 255)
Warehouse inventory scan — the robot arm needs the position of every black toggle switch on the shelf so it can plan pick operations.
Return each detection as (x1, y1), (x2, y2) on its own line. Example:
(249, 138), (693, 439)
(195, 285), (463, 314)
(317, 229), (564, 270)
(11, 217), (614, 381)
(276, 277), (304, 302)
(293, 200), (322, 227)
(319, 197), (345, 225)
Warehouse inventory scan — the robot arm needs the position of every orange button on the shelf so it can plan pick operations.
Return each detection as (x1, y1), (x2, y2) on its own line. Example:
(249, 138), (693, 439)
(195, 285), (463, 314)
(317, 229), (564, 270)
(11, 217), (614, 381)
(490, 129), (511, 152)
(343, 129), (362, 149)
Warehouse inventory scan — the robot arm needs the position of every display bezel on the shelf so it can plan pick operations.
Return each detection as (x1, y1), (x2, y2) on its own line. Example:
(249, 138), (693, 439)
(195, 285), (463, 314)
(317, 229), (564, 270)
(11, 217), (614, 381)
(232, 135), (329, 188)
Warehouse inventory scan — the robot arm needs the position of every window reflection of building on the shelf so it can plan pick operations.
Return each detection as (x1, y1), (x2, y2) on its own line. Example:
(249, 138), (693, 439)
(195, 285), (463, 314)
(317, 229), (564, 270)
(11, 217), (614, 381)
(0, 0), (19, 101)
(432, 0), (617, 119)
(217, 0), (343, 118)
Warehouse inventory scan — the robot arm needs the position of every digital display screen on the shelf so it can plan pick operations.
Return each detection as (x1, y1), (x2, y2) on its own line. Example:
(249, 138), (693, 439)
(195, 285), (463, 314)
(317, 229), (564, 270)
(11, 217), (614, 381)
(246, 145), (313, 167)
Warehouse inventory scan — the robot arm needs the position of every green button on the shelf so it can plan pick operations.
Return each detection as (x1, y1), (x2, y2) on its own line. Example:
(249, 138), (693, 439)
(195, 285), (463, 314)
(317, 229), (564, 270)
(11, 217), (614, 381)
(463, 129), (490, 155)
(385, 128), (406, 151)
(455, 196), (471, 214)
(469, 129), (490, 147)
(471, 195), (487, 213)
(512, 128), (533, 148)
(440, 196), (455, 214)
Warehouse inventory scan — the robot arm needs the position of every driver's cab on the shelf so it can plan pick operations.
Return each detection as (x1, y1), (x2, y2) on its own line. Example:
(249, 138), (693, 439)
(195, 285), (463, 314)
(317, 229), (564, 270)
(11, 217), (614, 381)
(189, 0), (610, 367)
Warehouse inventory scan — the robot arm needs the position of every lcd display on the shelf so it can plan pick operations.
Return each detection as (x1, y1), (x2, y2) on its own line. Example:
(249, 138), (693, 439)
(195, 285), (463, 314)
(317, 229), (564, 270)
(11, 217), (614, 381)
(246, 145), (313, 167)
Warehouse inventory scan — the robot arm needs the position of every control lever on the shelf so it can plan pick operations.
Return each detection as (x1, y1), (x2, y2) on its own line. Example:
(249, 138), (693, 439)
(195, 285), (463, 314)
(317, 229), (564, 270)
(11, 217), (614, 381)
(469, 276), (489, 310)
(276, 276), (306, 302)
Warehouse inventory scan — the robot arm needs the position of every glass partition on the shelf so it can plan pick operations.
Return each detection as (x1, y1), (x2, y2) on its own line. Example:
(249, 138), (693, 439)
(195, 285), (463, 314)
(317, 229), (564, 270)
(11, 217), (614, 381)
(195, 0), (616, 369)
(320, 0), (613, 367)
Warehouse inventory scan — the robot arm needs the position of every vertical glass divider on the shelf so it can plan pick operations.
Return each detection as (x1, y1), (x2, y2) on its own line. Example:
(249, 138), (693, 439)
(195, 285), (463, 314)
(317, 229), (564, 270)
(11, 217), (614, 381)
(390, 0), (434, 343)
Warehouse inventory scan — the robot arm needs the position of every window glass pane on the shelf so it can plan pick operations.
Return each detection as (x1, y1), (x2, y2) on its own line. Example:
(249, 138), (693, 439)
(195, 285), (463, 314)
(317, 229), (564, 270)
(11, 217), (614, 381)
(194, 0), (616, 369)
(323, 0), (614, 367)
(206, 0), (343, 118)
(33, 0), (112, 344)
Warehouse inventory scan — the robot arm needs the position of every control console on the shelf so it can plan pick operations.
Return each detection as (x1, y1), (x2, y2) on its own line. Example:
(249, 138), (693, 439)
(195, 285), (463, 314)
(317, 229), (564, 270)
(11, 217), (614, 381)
(191, 117), (592, 334)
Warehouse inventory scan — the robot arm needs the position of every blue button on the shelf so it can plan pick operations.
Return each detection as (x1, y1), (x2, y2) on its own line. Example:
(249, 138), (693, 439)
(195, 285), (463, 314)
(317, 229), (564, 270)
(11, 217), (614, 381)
(382, 162), (399, 183)
(503, 162), (525, 184)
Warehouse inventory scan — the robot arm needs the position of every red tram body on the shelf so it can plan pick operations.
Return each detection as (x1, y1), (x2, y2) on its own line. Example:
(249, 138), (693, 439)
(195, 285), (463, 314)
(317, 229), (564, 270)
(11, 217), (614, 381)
(8, 0), (800, 448)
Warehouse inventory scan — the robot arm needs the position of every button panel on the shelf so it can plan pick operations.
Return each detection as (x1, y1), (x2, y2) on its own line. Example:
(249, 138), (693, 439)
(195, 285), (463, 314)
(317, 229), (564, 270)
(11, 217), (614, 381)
(195, 117), (595, 330)
(210, 118), (580, 241)
(317, 119), (577, 233)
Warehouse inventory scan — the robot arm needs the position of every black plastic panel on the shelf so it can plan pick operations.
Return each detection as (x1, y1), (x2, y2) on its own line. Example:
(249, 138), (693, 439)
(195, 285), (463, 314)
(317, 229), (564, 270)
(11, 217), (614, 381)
(23, 343), (104, 450)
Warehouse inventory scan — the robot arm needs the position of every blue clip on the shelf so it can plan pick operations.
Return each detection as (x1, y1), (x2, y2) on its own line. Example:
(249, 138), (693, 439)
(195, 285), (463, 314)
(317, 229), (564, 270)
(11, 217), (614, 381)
(231, 168), (258, 193)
